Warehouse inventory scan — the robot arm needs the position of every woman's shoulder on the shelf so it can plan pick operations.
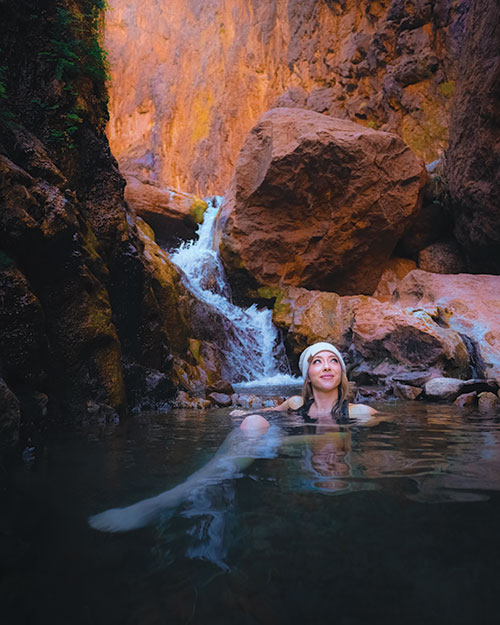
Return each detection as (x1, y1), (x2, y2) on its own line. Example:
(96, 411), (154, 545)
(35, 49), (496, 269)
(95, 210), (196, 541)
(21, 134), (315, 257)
(286, 395), (304, 411)
(348, 402), (378, 416)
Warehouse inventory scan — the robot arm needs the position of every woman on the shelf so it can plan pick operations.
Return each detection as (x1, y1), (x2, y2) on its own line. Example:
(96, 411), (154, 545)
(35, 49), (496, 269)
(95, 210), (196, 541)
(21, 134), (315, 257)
(233, 341), (376, 427)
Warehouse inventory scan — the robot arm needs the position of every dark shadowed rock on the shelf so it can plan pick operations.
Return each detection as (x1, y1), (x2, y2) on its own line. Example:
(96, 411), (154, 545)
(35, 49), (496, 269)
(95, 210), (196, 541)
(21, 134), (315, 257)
(418, 241), (466, 273)
(446, 0), (500, 271)
(124, 174), (207, 247)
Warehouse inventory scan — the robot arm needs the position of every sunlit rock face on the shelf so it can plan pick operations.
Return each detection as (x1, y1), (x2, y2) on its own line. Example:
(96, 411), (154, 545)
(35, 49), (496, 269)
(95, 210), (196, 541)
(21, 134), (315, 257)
(216, 108), (426, 298)
(273, 270), (500, 386)
(104, 0), (467, 194)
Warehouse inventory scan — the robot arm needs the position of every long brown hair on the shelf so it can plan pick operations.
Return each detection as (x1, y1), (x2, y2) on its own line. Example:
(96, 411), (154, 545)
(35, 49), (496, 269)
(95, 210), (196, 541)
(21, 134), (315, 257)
(301, 356), (350, 421)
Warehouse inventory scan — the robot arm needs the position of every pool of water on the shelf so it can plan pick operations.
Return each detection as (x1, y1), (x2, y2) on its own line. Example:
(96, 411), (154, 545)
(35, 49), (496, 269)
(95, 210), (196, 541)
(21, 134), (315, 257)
(2, 402), (500, 625)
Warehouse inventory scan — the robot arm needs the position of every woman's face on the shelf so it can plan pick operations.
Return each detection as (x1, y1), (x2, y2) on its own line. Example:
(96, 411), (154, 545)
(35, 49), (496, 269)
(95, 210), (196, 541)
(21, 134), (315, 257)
(307, 350), (342, 393)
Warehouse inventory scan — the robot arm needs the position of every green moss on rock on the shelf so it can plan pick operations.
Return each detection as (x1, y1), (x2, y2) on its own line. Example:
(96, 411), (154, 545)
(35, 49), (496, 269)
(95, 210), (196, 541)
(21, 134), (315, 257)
(189, 197), (209, 224)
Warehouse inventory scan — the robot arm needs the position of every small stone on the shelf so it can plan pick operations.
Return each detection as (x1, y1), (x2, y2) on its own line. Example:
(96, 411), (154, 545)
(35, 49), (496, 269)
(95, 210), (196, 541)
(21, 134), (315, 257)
(392, 382), (423, 401)
(478, 392), (499, 413)
(454, 391), (477, 408)
(392, 371), (435, 387)
(207, 392), (232, 407)
(424, 377), (463, 401)
(206, 379), (234, 395)
(174, 391), (210, 409)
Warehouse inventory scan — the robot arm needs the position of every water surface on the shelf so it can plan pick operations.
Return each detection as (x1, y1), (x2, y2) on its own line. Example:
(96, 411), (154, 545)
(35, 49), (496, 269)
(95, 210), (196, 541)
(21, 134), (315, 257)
(2, 402), (500, 625)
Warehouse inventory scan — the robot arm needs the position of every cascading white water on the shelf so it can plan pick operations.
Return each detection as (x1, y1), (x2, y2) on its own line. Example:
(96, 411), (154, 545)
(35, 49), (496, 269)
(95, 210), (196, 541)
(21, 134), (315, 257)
(170, 197), (297, 385)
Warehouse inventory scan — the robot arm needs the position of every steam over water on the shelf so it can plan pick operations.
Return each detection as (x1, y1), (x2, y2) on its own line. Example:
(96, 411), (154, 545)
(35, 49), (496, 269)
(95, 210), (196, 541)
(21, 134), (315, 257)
(170, 197), (297, 385)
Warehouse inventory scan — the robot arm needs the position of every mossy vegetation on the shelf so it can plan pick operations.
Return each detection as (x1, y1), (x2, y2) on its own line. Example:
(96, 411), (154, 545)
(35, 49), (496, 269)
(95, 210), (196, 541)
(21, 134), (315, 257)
(189, 197), (209, 224)
(439, 81), (455, 97)
(37, 1), (110, 148)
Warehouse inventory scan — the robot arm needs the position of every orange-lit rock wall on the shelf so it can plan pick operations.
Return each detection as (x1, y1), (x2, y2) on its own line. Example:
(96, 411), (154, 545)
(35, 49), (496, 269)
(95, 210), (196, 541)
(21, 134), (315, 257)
(105, 0), (467, 195)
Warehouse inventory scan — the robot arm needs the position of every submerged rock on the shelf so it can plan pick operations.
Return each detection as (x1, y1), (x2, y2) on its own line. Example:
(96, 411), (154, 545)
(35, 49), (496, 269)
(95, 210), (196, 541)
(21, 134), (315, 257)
(217, 108), (426, 299)
(478, 392), (500, 413)
(454, 392), (477, 408)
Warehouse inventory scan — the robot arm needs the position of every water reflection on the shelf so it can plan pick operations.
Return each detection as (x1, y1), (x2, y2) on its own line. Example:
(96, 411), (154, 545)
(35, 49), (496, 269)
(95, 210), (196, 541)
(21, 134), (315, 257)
(88, 405), (500, 573)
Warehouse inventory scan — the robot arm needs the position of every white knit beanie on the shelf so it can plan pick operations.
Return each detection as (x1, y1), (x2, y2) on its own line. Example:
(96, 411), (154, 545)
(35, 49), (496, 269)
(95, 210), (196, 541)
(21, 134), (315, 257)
(298, 342), (346, 379)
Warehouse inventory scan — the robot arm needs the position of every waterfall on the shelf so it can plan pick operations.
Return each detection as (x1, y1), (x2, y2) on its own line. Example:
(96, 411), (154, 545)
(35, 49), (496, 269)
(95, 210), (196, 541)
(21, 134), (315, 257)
(170, 198), (297, 385)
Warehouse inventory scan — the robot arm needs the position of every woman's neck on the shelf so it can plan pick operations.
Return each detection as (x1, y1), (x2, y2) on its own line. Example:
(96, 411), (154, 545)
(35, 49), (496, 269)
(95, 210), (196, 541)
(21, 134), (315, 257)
(310, 388), (339, 415)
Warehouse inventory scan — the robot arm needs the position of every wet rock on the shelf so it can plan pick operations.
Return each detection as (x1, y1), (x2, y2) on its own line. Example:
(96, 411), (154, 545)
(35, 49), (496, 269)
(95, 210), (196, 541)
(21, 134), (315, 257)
(217, 108), (426, 299)
(395, 271), (500, 380)
(174, 391), (211, 410)
(354, 386), (390, 402)
(423, 377), (464, 401)
(207, 392), (232, 407)
(231, 394), (264, 410)
(206, 380), (235, 396)
(446, 0), (500, 272)
(478, 392), (499, 413)
(391, 371), (435, 387)
(85, 401), (120, 424)
(122, 362), (174, 413)
(418, 241), (466, 274)
(392, 382), (423, 401)
(124, 174), (207, 247)
(454, 391), (477, 408)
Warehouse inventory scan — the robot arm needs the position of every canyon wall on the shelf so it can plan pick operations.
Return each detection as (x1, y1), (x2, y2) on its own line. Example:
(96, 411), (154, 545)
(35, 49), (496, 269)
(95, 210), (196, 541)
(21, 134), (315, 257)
(0, 0), (231, 448)
(105, 0), (468, 195)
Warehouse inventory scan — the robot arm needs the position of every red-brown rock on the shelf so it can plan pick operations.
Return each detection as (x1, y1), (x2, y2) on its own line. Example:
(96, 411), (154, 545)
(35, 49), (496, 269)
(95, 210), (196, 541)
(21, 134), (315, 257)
(217, 108), (426, 298)
(417, 241), (465, 273)
(273, 285), (470, 380)
(454, 392), (477, 408)
(124, 174), (207, 247)
(446, 0), (500, 272)
(207, 392), (232, 407)
(373, 257), (417, 301)
(105, 0), (466, 194)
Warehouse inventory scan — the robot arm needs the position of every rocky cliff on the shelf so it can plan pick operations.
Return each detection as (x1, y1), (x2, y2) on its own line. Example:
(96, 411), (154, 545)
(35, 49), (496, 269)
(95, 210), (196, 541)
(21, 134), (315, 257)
(0, 0), (228, 450)
(104, 0), (468, 195)
(445, 0), (500, 272)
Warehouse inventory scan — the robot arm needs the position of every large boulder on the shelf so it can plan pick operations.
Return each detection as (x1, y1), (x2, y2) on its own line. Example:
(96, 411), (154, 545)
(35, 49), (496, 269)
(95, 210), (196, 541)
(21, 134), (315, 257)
(395, 270), (500, 381)
(446, 0), (500, 272)
(216, 108), (426, 300)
